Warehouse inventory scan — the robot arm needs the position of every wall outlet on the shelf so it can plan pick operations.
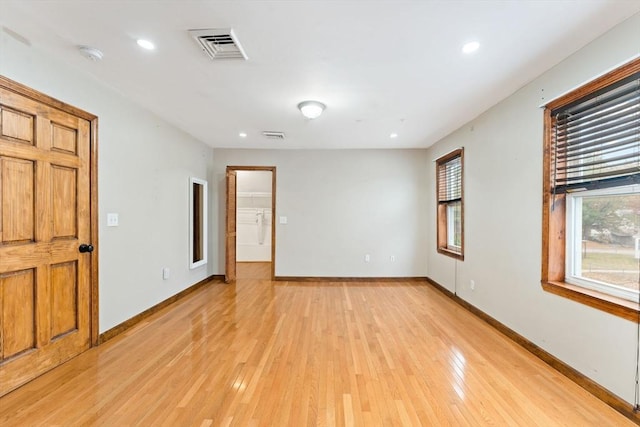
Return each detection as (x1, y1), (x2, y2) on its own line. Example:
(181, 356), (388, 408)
(365, 254), (370, 262)
(390, 255), (395, 262)
(470, 280), (475, 291)
(162, 267), (170, 280)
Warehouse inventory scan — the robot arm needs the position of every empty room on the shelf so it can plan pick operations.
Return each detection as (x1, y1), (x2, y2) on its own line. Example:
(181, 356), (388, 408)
(1, 1), (639, 425)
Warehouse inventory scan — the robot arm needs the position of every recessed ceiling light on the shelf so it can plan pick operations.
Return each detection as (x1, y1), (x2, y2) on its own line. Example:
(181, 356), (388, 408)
(462, 41), (480, 54)
(390, 133), (398, 139)
(136, 39), (155, 50)
(239, 132), (247, 138)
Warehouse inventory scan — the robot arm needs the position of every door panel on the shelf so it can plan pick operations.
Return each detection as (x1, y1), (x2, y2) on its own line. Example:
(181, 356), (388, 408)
(0, 107), (34, 144)
(0, 86), (92, 396)
(50, 261), (78, 339)
(51, 122), (77, 154)
(1, 157), (35, 243)
(51, 165), (77, 239)
(225, 170), (237, 283)
(1, 269), (36, 358)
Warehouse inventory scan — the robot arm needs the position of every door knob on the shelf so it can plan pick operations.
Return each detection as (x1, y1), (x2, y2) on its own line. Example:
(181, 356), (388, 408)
(79, 244), (94, 253)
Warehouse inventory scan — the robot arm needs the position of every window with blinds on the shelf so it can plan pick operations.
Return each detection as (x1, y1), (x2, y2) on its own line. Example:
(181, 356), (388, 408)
(550, 72), (640, 193)
(542, 58), (640, 321)
(438, 155), (462, 202)
(436, 149), (464, 259)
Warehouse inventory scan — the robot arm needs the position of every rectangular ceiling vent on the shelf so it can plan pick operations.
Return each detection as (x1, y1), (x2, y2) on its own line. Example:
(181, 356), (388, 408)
(188, 28), (248, 60)
(262, 131), (285, 140)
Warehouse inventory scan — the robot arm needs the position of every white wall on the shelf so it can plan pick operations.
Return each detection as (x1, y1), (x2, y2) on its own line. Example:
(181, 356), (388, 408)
(1, 30), (214, 333)
(426, 13), (640, 404)
(212, 149), (429, 277)
(237, 170), (273, 193)
(4, 6), (636, 406)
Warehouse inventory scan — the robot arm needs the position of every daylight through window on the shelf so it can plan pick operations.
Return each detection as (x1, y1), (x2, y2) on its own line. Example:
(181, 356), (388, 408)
(542, 58), (640, 320)
(436, 149), (464, 259)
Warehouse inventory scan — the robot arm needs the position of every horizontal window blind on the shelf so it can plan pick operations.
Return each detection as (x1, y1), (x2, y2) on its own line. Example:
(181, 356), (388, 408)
(438, 155), (461, 202)
(550, 72), (640, 193)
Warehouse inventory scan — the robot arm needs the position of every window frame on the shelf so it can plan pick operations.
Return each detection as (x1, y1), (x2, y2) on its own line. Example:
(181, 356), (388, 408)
(436, 148), (464, 260)
(542, 58), (640, 322)
(564, 184), (639, 302)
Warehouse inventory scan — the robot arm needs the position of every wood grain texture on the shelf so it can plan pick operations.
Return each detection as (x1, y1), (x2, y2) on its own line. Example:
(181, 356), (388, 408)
(225, 169), (237, 283)
(0, 269), (35, 358)
(0, 157), (34, 243)
(89, 117), (99, 346)
(275, 276), (428, 282)
(0, 76), (97, 122)
(51, 165), (77, 239)
(0, 263), (633, 426)
(542, 281), (639, 323)
(50, 261), (78, 339)
(0, 107), (34, 144)
(0, 81), (93, 397)
(0, 74), (99, 348)
(540, 58), (640, 322)
(51, 122), (77, 154)
(98, 275), (220, 344)
(544, 57), (640, 110)
(427, 277), (640, 424)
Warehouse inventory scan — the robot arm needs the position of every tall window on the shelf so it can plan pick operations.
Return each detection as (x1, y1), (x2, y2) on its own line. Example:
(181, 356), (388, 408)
(542, 58), (639, 321)
(436, 149), (464, 260)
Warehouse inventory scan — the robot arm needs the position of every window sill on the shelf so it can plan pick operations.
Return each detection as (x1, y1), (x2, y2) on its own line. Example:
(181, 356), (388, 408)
(542, 280), (639, 322)
(437, 247), (464, 261)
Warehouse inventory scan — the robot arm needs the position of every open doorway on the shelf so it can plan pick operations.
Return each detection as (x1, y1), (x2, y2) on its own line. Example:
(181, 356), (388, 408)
(225, 166), (276, 282)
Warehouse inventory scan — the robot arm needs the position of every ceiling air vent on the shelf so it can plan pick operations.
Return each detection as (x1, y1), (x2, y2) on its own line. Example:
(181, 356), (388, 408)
(188, 28), (248, 60)
(262, 131), (285, 140)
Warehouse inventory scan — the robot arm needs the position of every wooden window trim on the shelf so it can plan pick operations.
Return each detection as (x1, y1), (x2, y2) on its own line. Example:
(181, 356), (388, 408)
(541, 58), (640, 322)
(436, 148), (464, 260)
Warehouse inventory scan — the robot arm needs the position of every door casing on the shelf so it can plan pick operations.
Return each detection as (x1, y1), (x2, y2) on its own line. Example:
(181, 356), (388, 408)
(225, 166), (276, 281)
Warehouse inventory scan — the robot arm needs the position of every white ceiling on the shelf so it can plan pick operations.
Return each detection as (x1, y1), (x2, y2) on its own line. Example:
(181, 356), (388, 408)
(1, 1), (639, 149)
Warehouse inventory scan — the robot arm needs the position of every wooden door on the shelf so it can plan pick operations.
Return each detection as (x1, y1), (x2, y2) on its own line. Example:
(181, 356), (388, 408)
(225, 169), (237, 283)
(0, 84), (93, 396)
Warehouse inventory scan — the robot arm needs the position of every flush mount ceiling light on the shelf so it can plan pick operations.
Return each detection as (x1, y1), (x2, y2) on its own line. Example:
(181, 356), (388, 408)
(462, 41), (480, 54)
(77, 45), (104, 61)
(390, 133), (398, 139)
(136, 39), (155, 50)
(297, 101), (326, 119)
(238, 132), (247, 138)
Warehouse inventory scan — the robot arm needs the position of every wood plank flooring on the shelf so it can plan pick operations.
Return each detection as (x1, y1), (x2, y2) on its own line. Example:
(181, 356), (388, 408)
(0, 262), (634, 426)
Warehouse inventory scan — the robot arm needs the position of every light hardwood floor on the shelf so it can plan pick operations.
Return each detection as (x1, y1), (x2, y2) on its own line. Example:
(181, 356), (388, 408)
(0, 262), (634, 426)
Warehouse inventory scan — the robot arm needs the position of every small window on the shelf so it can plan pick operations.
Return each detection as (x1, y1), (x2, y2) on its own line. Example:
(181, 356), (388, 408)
(190, 177), (207, 269)
(436, 149), (464, 259)
(542, 58), (639, 320)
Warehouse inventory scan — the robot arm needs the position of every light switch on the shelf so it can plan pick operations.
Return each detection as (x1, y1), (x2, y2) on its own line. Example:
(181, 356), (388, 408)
(279, 216), (288, 224)
(107, 213), (119, 227)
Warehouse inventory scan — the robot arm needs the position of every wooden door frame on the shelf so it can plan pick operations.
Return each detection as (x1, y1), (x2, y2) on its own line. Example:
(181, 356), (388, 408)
(0, 75), (100, 346)
(225, 166), (276, 280)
